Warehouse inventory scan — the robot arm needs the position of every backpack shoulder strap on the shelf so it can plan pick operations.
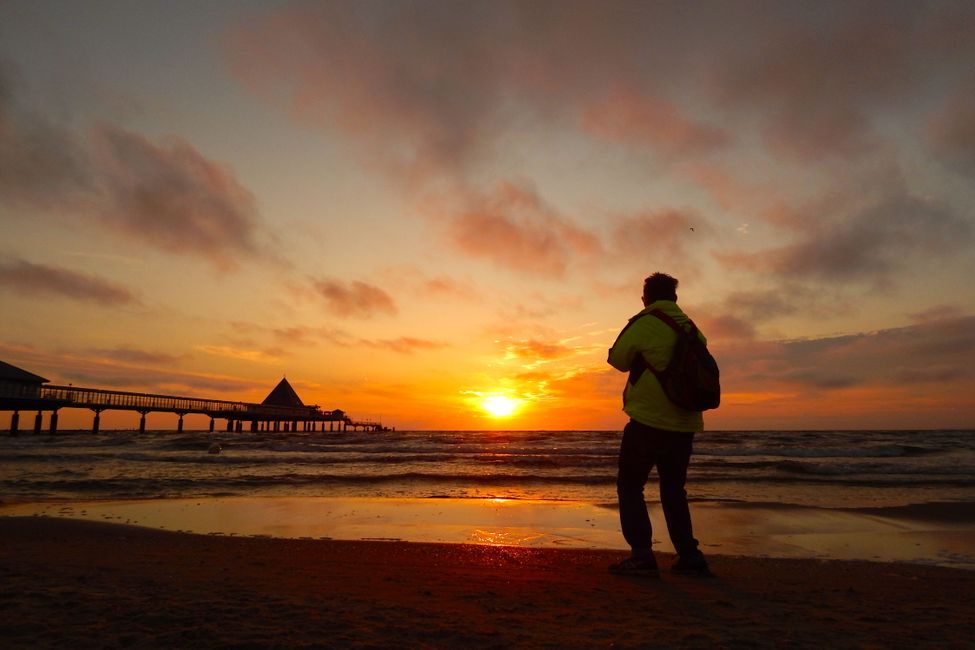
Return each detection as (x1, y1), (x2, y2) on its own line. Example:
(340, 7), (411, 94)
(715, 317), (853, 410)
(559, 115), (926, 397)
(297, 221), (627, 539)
(642, 309), (698, 381)
(649, 309), (695, 336)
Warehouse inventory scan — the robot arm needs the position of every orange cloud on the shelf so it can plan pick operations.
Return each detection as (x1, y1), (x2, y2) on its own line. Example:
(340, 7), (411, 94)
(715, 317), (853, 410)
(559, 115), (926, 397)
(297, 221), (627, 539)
(224, 319), (446, 356)
(360, 337), (448, 354)
(269, 326), (323, 348)
(89, 347), (180, 365)
(504, 340), (576, 362)
(420, 276), (478, 300)
(312, 277), (397, 318)
(196, 345), (284, 364)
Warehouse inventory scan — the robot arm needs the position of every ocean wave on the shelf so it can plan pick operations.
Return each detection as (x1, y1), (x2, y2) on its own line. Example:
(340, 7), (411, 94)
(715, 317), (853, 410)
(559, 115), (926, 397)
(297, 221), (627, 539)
(691, 475), (975, 488)
(696, 444), (942, 459)
(3, 429), (973, 506)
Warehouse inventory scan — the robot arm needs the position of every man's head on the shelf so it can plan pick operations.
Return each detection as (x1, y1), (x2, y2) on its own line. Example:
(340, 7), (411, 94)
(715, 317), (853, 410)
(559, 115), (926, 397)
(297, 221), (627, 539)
(642, 272), (678, 306)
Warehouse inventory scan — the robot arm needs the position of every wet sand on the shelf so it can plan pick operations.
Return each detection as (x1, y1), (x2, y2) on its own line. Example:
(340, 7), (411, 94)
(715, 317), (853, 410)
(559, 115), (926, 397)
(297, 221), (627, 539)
(1, 515), (973, 649)
(3, 496), (973, 569)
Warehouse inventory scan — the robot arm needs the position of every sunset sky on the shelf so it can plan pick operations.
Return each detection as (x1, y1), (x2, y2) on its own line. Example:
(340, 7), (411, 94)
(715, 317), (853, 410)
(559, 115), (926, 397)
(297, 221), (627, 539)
(2, 1), (974, 431)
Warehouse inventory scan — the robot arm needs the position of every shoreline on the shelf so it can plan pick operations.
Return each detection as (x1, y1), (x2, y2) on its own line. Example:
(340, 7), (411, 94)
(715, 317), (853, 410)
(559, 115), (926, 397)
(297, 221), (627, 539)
(2, 515), (973, 648)
(3, 495), (973, 570)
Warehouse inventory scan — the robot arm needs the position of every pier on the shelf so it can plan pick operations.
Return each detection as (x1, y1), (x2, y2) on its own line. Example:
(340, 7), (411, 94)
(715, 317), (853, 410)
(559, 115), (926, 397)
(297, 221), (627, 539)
(0, 360), (388, 434)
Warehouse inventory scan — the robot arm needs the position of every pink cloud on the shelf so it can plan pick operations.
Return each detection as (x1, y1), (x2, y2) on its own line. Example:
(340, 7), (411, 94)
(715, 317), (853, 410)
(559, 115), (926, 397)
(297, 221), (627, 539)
(718, 315), (975, 395)
(0, 60), (273, 270)
(221, 2), (736, 183)
(222, 2), (518, 182)
(421, 276), (477, 300)
(679, 162), (782, 216)
(312, 277), (397, 318)
(582, 87), (729, 156)
(716, 189), (970, 283)
(0, 257), (137, 306)
(446, 181), (602, 277)
(222, 1), (975, 194)
(0, 61), (93, 208)
(908, 304), (970, 324)
(708, 4), (975, 161)
(610, 207), (704, 262)
(927, 79), (975, 174)
(92, 125), (264, 270)
(696, 313), (756, 342)
(378, 266), (482, 302)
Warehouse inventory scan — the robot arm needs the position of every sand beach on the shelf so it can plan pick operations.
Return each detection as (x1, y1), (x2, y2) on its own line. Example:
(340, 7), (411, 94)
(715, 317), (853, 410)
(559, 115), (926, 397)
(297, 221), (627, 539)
(2, 497), (974, 648)
(3, 428), (973, 647)
(2, 515), (974, 649)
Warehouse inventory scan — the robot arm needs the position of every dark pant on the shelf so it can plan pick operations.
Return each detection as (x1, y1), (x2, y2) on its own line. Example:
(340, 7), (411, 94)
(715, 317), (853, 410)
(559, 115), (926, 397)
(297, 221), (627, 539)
(617, 419), (701, 558)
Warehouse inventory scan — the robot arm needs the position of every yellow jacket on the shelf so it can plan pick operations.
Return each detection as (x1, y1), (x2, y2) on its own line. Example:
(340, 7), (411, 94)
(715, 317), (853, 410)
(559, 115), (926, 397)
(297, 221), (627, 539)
(607, 300), (705, 432)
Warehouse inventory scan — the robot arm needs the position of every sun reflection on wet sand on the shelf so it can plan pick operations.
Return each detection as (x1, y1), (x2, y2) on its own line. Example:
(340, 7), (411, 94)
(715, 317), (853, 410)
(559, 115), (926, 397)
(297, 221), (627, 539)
(469, 528), (547, 546)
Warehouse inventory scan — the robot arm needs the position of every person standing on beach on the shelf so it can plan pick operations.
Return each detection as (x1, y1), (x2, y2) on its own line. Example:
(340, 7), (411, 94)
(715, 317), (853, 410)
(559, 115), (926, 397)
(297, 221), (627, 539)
(607, 272), (712, 577)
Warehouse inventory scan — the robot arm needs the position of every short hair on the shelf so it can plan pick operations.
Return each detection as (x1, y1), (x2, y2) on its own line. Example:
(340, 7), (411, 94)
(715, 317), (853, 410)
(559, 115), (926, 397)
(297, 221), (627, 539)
(643, 272), (678, 303)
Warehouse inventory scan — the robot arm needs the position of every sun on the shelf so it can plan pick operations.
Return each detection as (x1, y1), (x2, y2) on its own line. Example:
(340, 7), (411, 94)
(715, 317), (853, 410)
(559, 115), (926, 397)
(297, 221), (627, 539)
(480, 395), (520, 418)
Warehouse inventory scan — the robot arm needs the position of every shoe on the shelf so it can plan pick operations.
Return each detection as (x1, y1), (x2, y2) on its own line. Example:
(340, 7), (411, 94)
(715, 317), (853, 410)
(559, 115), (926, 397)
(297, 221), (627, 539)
(671, 554), (713, 577)
(609, 556), (660, 577)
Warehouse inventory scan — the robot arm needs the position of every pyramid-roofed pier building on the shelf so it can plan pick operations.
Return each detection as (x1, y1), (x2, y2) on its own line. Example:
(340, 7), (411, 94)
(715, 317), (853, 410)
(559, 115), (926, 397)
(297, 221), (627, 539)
(262, 377), (305, 408)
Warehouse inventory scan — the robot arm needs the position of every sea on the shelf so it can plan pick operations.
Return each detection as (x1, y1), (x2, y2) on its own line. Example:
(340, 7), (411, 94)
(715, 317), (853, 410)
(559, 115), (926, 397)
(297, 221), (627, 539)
(2, 429), (974, 512)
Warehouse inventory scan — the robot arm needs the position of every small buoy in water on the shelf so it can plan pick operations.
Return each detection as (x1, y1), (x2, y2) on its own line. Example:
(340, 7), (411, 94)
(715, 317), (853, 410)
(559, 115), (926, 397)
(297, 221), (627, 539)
(208, 442), (222, 455)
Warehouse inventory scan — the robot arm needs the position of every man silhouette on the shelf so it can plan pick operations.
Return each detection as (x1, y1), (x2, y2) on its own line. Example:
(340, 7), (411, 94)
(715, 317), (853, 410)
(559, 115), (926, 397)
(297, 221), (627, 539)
(607, 272), (711, 577)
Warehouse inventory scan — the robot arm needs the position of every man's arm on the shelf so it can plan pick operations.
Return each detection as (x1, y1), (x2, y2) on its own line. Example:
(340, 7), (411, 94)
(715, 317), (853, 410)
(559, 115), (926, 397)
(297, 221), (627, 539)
(608, 315), (646, 372)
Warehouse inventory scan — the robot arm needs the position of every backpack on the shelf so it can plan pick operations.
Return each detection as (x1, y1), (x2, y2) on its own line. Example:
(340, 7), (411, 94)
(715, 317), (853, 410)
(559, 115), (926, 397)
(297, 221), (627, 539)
(628, 309), (721, 411)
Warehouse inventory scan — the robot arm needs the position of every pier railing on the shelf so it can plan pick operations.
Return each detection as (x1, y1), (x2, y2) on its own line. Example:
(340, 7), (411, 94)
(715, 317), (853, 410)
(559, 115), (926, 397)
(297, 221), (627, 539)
(37, 385), (342, 420)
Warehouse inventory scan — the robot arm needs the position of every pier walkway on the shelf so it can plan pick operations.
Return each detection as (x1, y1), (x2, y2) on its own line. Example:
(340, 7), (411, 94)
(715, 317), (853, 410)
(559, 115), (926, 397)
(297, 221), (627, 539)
(0, 361), (386, 434)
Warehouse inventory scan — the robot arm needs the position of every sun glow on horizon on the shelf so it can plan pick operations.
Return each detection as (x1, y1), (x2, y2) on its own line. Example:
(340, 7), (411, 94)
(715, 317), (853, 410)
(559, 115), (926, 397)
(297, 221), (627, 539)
(480, 395), (521, 418)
